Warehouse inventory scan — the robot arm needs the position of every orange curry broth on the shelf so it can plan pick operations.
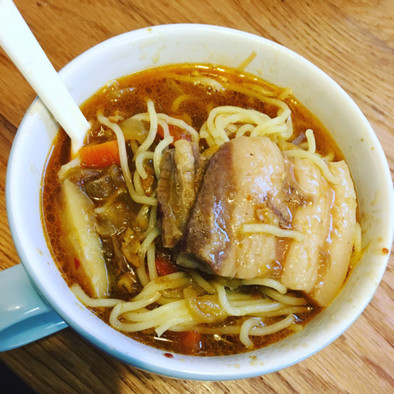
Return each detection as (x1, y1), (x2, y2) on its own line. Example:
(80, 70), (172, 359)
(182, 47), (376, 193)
(41, 64), (344, 356)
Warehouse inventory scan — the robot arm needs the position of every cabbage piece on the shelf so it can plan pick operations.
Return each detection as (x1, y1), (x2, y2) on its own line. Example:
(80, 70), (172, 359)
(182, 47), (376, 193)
(61, 179), (109, 298)
(119, 118), (148, 143)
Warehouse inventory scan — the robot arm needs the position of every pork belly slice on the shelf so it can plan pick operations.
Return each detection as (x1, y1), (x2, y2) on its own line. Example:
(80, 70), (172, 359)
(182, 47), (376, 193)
(281, 159), (357, 306)
(157, 139), (207, 248)
(175, 135), (357, 307)
(309, 161), (356, 306)
(178, 136), (287, 279)
(281, 157), (331, 292)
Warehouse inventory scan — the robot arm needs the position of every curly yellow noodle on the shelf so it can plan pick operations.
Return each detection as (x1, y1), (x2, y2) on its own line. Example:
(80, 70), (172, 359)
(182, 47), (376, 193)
(144, 205), (157, 235)
(324, 151), (335, 161)
(133, 272), (190, 301)
(71, 284), (124, 308)
(241, 278), (287, 294)
(135, 204), (150, 230)
(243, 224), (305, 242)
(158, 119), (170, 138)
(255, 306), (309, 318)
(305, 129), (316, 153)
(189, 271), (216, 294)
(122, 300), (188, 323)
(237, 51), (257, 71)
(240, 317), (262, 347)
(147, 243), (157, 280)
(171, 94), (194, 112)
(250, 314), (295, 336)
(235, 123), (254, 137)
(163, 73), (225, 92)
(113, 292), (161, 315)
(228, 81), (276, 99)
(153, 136), (173, 179)
(97, 112), (157, 206)
(214, 283), (281, 316)
(277, 87), (292, 100)
(136, 264), (149, 287)
(132, 171), (145, 196)
(261, 287), (307, 306)
(284, 149), (340, 184)
(135, 151), (154, 180)
(138, 227), (159, 264)
(200, 103), (292, 147)
(194, 314), (296, 339)
(156, 315), (196, 337)
(134, 100), (158, 157)
(159, 113), (199, 142)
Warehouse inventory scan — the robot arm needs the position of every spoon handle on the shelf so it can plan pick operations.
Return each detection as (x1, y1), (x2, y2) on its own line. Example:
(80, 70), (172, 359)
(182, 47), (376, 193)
(0, 0), (89, 155)
(0, 264), (67, 351)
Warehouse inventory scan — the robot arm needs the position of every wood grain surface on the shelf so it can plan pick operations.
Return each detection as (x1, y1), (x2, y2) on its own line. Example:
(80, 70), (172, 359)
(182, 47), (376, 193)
(0, 0), (393, 392)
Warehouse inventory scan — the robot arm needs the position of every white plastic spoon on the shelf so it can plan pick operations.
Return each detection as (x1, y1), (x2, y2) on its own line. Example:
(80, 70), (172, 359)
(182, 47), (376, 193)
(0, 0), (90, 156)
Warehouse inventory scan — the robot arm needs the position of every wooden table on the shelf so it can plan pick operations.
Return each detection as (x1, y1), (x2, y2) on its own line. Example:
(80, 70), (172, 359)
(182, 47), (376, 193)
(0, 0), (393, 392)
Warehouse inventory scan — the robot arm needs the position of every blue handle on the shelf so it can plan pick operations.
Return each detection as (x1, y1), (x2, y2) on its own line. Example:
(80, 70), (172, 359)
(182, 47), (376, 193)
(0, 264), (68, 351)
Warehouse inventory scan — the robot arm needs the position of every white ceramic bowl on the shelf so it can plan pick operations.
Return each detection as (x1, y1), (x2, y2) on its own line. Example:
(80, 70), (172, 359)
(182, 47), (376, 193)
(5, 24), (393, 380)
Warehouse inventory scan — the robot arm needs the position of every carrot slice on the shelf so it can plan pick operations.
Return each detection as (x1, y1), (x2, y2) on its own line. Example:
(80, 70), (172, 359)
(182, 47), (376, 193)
(178, 331), (202, 354)
(157, 124), (191, 145)
(155, 256), (179, 276)
(79, 140), (120, 168)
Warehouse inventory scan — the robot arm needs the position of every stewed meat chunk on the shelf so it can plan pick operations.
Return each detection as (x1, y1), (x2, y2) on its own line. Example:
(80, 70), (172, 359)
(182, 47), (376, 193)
(157, 139), (207, 248)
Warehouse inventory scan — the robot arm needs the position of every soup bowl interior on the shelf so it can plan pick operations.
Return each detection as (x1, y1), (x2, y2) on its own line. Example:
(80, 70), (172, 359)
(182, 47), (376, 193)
(6, 24), (393, 380)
